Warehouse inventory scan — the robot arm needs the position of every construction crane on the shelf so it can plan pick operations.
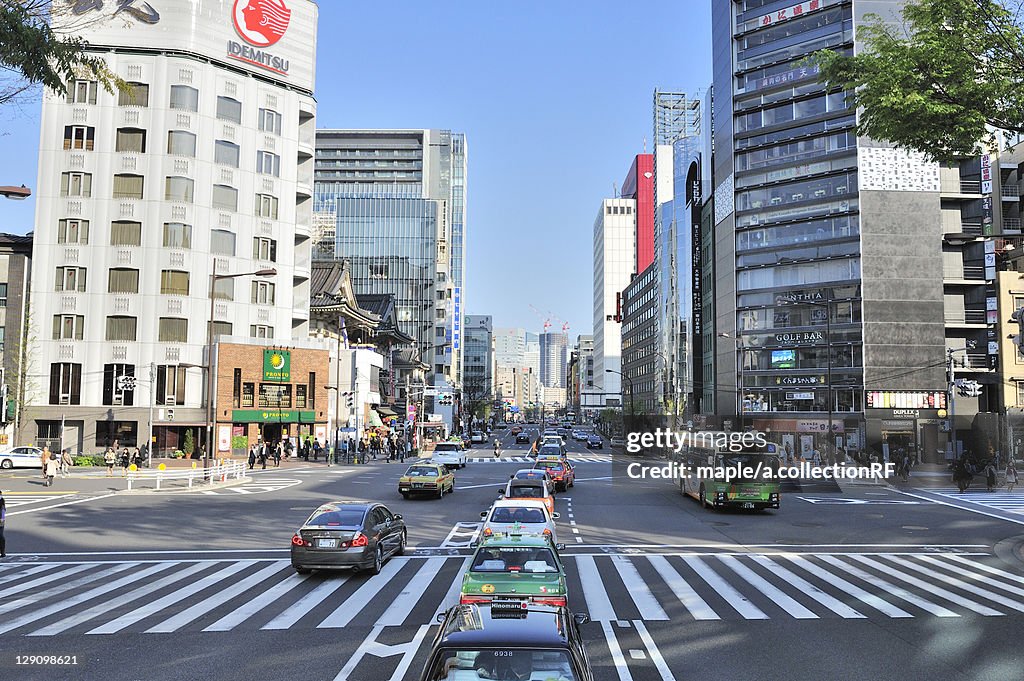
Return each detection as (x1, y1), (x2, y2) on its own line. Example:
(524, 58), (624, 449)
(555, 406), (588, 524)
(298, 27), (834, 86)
(528, 303), (552, 333)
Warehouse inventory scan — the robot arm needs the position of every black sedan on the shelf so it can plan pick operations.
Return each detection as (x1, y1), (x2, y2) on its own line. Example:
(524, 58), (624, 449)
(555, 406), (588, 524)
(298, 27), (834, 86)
(420, 603), (593, 681)
(515, 432), (531, 444)
(291, 501), (406, 575)
(586, 434), (603, 449)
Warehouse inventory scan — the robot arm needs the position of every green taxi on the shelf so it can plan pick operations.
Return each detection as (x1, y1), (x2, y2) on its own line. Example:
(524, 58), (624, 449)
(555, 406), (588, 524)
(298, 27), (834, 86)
(460, 533), (567, 607)
(399, 462), (455, 499)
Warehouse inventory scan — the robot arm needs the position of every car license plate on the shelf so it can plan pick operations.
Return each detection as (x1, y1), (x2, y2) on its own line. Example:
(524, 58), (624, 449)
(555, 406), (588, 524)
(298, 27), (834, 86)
(316, 538), (338, 548)
(413, 483), (423, 488)
(742, 502), (755, 509)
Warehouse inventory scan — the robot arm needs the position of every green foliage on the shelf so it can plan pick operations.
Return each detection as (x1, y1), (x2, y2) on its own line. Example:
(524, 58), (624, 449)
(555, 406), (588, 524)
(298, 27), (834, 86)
(182, 430), (195, 456)
(812, 0), (1024, 162)
(230, 435), (248, 450)
(0, 2), (124, 102)
(171, 449), (185, 459)
(73, 455), (106, 467)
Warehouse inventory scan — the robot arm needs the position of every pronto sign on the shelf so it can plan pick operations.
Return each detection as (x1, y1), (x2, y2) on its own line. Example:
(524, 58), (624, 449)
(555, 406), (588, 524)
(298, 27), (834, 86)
(263, 349), (291, 381)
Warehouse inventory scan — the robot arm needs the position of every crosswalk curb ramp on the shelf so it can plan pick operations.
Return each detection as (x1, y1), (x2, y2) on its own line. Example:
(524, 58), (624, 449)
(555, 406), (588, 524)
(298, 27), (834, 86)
(0, 548), (1021, 636)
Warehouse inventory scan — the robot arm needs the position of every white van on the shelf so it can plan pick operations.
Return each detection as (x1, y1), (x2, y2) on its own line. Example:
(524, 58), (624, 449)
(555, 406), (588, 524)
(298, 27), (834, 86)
(430, 442), (467, 469)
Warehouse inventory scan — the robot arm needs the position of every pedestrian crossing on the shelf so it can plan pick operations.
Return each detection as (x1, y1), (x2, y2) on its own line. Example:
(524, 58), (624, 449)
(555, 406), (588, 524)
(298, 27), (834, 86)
(0, 549), (1021, 636)
(927, 487), (1024, 514)
(1, 494), (75, 508)
(465, 455), (611, 464)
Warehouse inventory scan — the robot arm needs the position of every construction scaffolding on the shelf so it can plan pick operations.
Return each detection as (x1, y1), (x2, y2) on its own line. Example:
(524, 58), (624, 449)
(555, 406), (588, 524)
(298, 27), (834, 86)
(653, 90), (702, 146)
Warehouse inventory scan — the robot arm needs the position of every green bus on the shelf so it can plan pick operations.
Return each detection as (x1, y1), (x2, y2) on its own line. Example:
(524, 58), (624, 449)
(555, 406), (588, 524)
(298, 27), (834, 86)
(673, 442), (781, 511)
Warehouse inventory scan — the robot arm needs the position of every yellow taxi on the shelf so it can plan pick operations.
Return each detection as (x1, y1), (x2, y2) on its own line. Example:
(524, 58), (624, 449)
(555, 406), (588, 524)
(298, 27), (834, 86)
(399, 462), (455, 499)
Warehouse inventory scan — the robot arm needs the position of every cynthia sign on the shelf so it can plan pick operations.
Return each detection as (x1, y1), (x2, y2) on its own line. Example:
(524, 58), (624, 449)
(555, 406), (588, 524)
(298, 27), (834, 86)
(228, 0), (292, 75)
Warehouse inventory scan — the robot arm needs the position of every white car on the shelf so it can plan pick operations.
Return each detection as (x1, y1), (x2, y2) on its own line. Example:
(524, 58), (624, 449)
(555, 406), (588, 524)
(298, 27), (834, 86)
(0, 446), (44, 469)
(430, 442), (467, 469)
(469, 432), (486, 445)
(479, 499), (560, 544)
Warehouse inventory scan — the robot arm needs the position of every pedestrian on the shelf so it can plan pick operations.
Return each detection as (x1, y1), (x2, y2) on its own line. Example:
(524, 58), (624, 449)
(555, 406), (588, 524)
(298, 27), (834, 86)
(247, 444), (257, 470)
(104, 446), (116, 477)
(132, 447), (142, 468)
(341, 438), (349, 464)
(302, 439), (310, 461)
(60, 449), (73, 478)
(258, 443), (268, 470)
(274, 441), (282, 468)
(0, 489), (6, 557)
(1007, 462), (1019, 492)
(986, 461), (998, 492)
(41, 444), (51, 479)
(312, 439), (321, 461)
(44, 456), (57, 487)
(901, 451), (911, 482)
(120, 448), (131, 476)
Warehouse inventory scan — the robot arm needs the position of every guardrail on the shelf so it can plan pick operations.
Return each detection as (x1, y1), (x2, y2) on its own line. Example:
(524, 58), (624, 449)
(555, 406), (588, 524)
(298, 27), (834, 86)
(126, 460), (247, 491)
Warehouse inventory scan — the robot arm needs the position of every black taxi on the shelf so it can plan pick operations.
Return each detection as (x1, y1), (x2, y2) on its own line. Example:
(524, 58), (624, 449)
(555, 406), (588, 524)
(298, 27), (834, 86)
(419, 602), (593, 681)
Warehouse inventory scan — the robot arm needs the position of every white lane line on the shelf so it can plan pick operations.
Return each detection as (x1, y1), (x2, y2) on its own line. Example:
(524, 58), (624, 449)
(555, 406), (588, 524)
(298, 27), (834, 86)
(646, 555), (718, 620)
(681, 556), (768, 619)
(575, 537), (584, 544)
(633, 620), (674, 681)
(146, 561), (290, 633)
(89, 560), (256, 634)
(8, 492), (119, 516)
(611, 555), (668, 621)
(940, 554), (1024, 585)
(847, 555), (1002, 616)
(786, 555), (911, 618)
(922, 556), (1024, 598)
(893, 488), (1024, 526)
(818, 555), (959, 617)
(601, 621), (634, 681)
(718, 555), (817, 619)
(0, 563), (115, 613)
(751, 555), (864, 619)
(30, 562), (210, 636)
(376, 558), (446, 627)
(262, 575), (350, 630)
(203, 571), (310, 631)
(0, 562), (166, 635)
(575, 555), (617, 621)
(878, 555), (1024, 614)
(318, 557), (409, 628)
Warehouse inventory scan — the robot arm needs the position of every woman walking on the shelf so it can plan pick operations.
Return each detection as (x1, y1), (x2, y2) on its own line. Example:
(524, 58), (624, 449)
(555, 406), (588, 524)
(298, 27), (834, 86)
(1006, 462), (1019, 492)
(104, 446), (116, 477)
(247, 444), (257, 470)
(44, 456), (57, 487)
(60, 449), (73, 478)
(985, 460), (998, 492)
(41, 445), (51, 479)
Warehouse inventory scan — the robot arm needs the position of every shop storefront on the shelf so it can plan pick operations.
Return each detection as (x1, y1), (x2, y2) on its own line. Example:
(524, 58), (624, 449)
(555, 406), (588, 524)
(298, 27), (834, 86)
(864, 390), (948, 464)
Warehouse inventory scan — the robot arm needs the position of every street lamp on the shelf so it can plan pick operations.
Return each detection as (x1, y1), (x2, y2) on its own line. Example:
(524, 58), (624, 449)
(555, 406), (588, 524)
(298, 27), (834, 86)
(778, 294), (834, 458)
(718, 332), (744, 430)
(205, 259), (276, 477)
(0, 185), (31, 200)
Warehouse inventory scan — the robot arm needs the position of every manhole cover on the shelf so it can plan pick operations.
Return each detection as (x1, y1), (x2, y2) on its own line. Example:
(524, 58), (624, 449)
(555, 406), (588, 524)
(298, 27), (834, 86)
(791, 522), (823, 528)
(902, 525), (929, 531)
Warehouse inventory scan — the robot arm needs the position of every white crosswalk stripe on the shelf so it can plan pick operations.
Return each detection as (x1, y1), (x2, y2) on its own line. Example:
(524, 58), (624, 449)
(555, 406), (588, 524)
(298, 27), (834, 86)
(0, 550), (1020, 636)
(926, 487), (1024, 514)
(1, 494), (75, 508)
(465, 455), (612, 464)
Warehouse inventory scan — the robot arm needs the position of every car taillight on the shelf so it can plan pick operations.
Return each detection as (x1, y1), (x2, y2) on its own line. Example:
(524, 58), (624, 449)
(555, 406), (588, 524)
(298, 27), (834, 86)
(291, 534), (306, 547)
(460, 595), (491, 604)
(533, 596), (567, 607)
(351, 532), (369, 547)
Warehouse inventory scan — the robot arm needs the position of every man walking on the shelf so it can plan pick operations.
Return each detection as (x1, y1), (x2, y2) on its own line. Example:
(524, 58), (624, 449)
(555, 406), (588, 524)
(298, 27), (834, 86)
(274, 441), (282, 468)
(247, 444), (257, 470)
(0, 489), (6, 557)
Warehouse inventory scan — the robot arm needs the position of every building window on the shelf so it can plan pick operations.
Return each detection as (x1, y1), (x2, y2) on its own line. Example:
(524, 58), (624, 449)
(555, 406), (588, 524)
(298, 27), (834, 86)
(63, 125), (95, 150)
(67, 79), (98, 104)
(255, 193), (278, 218)
(0, 283), (6, 308)
(258, 108), (282, 135)
(115, 127), (147, 153)
(256, 150), (280, 177)
(48, 363), (82, 405)
(214, 140), (240, 167)
(252, 237), (277, 262)
(160, 270), (190, 296)
(212, 277), (234, 301)
(58, 219), (89, 244)
(162, 222), (192, 248)
(210, 229), (236, 255)
(250, 325), (273, 338)
(96, 421), (138, 447)
(241, 382), (255, 407)
(212, 184), (238, 211)
(259, 383), (291, 408)
(164, 176), (194, 202)
(308, 372), (315, 409)
(155, 365), (187, 405)
(209, 320), (232, 338)
(370, 263), (388, 279)
(216, 96), (242, 123)
(158, 317), (188, 342)
(109, 221), (141, 246)
(52, 314), (85, 340)
(167, 130), (196, 157)
(105, 316), (138, 341)
(1018, 382), (1024, 405)
(102, 363), (136, 406)
(107, 268), (139, 294)
(169, 85), (198, 112)
(118, 82), (149, 107)
(112, 173), (144, 199)
(251, 281), (275, 305)
(55, 266), (87, 292)
(295, 385), (307, 408)
(60, 172), (92, 197)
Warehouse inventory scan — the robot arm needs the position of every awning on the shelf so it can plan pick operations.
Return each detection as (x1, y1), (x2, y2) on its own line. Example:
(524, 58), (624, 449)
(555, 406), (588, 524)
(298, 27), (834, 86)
(367, 409), (385, 428)
(374, 405), (400, 417)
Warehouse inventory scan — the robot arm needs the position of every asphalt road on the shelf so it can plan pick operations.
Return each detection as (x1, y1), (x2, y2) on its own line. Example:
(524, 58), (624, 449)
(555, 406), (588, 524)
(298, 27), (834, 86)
(1, 426), (1023, 681)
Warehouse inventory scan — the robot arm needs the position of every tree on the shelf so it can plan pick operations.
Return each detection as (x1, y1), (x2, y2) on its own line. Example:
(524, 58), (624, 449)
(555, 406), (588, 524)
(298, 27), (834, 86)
(182, 429), (194, 457)
(1, 0), (124, 107)
(813, 0), (1024, 162)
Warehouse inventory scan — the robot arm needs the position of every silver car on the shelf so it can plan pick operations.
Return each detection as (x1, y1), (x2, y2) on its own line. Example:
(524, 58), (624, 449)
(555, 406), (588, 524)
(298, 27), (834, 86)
(479, 499), (561, 545)
(0, 446), (44, 470)
(290, 501), (406, 575)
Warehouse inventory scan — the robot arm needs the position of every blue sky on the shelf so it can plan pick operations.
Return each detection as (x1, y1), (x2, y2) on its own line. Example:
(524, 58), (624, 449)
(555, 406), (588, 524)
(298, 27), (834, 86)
(0, 0), (711, 337)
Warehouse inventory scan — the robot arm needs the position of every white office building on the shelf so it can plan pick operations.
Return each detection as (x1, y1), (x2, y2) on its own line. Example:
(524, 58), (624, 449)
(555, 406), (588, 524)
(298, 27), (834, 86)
(593, 198), (636, 406)
(25, 0), (318, 454)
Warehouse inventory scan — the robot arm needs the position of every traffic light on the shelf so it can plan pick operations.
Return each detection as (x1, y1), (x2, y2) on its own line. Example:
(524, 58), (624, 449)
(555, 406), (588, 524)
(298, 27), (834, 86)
(955, 380), (983, 397)
(116, 375), (137, 392)
(438, 393), (453, 406)
(342, 392), (354, 408)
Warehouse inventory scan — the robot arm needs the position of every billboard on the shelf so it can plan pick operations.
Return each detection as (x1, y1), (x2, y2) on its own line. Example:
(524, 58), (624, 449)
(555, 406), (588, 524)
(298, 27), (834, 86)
(58, 0), (317, 91)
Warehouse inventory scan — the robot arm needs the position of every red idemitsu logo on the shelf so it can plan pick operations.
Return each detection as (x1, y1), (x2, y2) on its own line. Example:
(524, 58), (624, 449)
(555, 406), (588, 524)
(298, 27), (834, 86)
(232, 0), (291, 48)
